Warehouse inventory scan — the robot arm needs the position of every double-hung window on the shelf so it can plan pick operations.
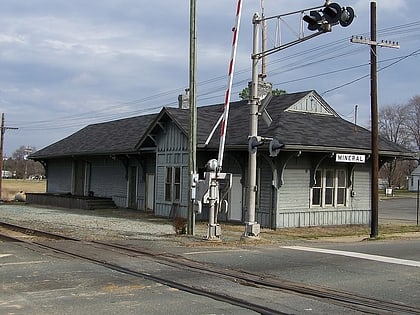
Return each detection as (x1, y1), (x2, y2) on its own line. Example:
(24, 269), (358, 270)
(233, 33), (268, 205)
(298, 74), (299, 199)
(311, 169), (347, 207)
(165, 166), (181, 202)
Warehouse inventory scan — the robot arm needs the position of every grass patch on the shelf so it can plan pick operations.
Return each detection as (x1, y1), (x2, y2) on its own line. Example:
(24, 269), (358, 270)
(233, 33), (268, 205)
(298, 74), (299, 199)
(1, 179), (46, 201)
(379, 189), (418, 199)
(262, 224), (420, 241)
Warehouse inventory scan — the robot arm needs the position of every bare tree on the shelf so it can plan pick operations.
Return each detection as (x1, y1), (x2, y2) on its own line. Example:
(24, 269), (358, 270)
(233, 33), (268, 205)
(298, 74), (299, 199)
(378, 104), (413, 188)
(379, 103), (410, 147)
(6, 145), (45, 179)
(405, 95), (420, 151)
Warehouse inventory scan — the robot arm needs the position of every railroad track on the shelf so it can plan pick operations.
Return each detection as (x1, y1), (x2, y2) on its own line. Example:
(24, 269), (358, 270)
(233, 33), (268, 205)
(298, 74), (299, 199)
(1, 221), (419, 315)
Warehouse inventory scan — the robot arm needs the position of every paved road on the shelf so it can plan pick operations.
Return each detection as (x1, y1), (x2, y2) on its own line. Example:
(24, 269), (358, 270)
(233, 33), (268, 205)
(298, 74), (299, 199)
(379, 197), (419, 223)
(1, 201), (419, 314)
(184, 239), (420, 308)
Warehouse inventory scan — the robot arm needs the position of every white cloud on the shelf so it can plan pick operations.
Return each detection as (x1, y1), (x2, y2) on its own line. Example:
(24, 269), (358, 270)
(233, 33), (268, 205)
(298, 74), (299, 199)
(0, 0), (418, 156)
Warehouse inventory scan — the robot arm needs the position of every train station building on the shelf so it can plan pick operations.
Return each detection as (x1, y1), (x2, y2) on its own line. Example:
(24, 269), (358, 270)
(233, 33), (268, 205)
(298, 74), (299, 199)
(29, 90), (415, 228)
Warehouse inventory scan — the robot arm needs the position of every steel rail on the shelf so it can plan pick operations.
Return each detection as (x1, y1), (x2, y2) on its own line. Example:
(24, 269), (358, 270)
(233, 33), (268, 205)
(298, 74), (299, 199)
(0, 223), (286, 315)
(1, 221), (420, 314)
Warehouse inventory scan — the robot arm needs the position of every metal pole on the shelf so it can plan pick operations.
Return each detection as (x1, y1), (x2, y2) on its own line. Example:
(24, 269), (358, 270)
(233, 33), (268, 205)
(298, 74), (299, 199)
(261, 0), (267, 79)
(370, 1), (379, 238)
(243, 13), (261, 238)
(417, 179), (419, 226)
(188, 0), (197, 235)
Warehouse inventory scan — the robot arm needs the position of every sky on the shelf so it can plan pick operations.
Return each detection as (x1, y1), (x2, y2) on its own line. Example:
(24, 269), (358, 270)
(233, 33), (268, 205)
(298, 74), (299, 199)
(0, 0), (419, 157)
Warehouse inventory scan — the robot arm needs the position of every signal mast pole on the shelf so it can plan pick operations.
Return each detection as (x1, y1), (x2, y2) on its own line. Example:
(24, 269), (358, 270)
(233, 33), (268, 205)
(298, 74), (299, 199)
(244, 2), (355, 238)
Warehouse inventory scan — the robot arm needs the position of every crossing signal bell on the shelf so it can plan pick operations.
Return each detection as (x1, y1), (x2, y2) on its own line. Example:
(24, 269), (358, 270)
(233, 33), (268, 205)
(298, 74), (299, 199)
(248, 136), (264, 154)
(303, 2), (355, 32)
(269, 139), (284, 157)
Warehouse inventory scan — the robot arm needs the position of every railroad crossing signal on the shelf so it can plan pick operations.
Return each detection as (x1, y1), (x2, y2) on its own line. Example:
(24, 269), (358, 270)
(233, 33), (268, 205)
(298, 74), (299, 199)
(303, 2), (355, 32)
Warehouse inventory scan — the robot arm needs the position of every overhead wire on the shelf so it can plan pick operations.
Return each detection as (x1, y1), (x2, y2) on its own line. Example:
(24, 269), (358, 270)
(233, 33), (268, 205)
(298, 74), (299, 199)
(10, 20), (420, 132)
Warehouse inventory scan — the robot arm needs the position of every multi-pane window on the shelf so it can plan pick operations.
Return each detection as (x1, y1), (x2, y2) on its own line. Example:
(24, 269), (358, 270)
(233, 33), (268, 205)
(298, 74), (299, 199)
(311, 169), (347, 207)
(165, 166), (181, 202)
(174, 167), (181, 201)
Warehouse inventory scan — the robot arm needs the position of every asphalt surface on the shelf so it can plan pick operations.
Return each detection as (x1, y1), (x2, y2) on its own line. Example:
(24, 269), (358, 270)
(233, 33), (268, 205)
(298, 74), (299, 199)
(379, 196), (419, 223)
(0, 199), (419, 314)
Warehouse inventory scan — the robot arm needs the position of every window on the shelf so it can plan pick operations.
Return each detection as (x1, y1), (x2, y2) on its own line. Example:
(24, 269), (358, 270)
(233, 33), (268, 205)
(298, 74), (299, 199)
(325, 169), (334, 205)
(311, 169), (347, 207)
(336, 170), (346, 205)
(165, 166), (181, 202)
(312, 170), (322, 206)
(174, 167), (181, 201)
(165, 167), (172, 201)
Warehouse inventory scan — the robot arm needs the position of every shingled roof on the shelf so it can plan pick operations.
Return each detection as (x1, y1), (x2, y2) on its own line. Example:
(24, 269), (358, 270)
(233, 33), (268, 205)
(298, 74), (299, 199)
(163, 90), (413, 157)
(30, 90), (414, 160)
(30, 114), (157, 159)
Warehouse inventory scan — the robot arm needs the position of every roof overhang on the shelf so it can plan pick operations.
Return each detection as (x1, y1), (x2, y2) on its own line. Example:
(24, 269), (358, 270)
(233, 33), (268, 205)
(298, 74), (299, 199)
(198, 143), (416, 160)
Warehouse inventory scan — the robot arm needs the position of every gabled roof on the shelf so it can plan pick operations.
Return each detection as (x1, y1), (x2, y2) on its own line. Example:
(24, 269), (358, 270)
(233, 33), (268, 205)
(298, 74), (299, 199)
(30, 114), (157, 159)
(30, 90), (414, 160)
(191, 90), (413, 157)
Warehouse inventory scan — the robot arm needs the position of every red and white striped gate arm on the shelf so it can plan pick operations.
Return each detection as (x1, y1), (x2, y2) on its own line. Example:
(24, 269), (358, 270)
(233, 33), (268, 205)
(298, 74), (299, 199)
(217, 0), (243, 169)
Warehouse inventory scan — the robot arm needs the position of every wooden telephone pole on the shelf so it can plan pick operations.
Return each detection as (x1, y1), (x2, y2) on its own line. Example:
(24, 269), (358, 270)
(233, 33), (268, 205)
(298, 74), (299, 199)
(351, 2), (399, 237)
(0, 113), (18, 200)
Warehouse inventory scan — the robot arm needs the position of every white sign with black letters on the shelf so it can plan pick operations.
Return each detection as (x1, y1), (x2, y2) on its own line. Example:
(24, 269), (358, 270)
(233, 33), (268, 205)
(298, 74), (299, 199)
(336, 153), (365, 163)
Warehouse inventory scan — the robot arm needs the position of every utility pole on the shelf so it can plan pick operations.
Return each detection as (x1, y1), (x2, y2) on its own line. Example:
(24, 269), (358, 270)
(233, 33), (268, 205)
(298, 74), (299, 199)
(188, 0), (197, 235)
(350, 2), (399, 238)
(0, 113), (18, 200)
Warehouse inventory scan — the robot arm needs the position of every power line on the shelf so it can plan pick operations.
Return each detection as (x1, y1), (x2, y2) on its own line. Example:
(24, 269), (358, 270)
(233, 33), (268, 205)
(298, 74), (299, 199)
(321, 47), (420, 95)
(8, 20), (420, 130)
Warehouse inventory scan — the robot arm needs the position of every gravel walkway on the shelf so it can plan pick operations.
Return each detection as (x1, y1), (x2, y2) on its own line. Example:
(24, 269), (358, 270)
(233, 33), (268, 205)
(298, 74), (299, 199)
(2, 203), (418, 246)
(0, 203), (180, 241)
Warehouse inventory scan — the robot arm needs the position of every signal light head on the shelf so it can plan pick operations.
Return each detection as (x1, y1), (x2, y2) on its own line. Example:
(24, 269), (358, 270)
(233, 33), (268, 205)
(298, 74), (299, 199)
(323, 2), (341, 24)
(339, 7), (355, 27)
(302, 10), (323, 31)
(303, 2), (355, 31)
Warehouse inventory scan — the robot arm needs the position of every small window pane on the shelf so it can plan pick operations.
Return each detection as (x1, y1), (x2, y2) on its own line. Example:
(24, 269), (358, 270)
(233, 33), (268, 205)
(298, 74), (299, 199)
(312, 188), (321, 205)
(174, 167), (181, 183)
(325, 188), (333, 205)
(174, 184), (180, 200)
(165, 184), (172, 201)
(314, 170), (322, 188)
(166, 167), (172, 184)
(337, 188), (346, 205)
(325, 170), (334, 187)
(337, 170), (346, 187)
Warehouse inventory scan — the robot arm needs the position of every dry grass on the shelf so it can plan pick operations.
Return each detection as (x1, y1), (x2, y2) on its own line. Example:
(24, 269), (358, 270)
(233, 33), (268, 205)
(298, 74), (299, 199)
(1, 179), (46, 201)
(191, 221), (420, 245)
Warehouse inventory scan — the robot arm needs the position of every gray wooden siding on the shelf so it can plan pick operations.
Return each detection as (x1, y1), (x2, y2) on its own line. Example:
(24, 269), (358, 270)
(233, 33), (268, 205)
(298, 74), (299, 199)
(278, 168), (311, 210)
(89, 158), (127, 204)
(257, 159), (273, 228)
(275, 159), (371, 228)
(349, 165), (371, 210)
(277, 209), (370, 228)
(46, 159), (73, 193)
(154, 121), (188, 218)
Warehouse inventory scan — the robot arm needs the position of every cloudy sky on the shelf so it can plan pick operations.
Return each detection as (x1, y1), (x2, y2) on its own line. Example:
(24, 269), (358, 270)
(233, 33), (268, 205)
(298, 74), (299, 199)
(0, 0), (419, 156)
